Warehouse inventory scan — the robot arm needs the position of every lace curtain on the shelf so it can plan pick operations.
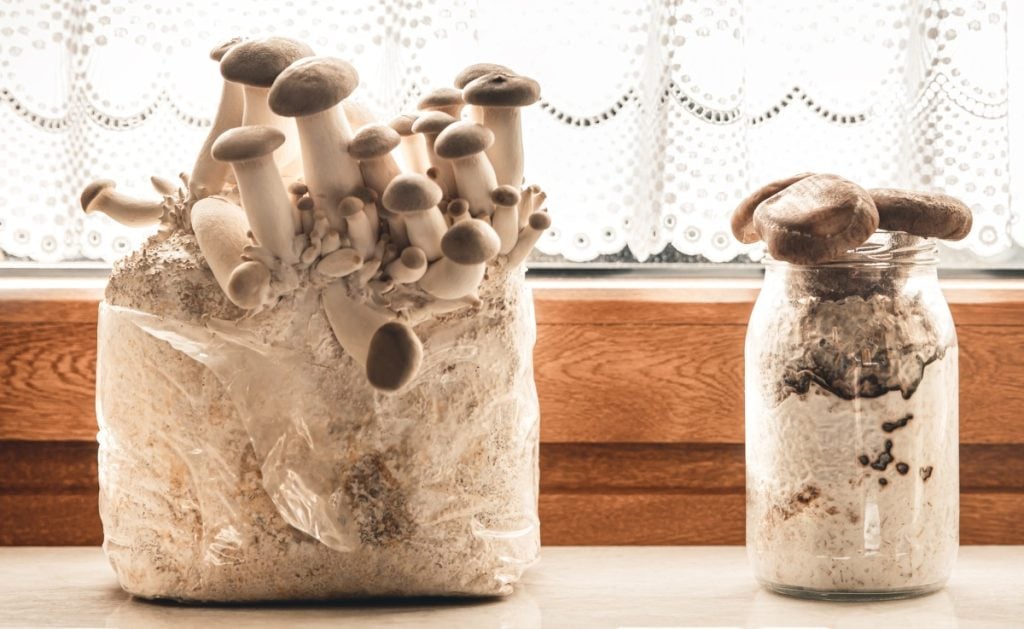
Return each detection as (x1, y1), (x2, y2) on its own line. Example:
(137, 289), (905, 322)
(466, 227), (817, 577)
(0, 0), (1016, 264)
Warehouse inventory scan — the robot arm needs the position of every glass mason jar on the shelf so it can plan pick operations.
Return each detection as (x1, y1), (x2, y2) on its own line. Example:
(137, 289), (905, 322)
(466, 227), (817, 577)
(745, 231), (959, 601)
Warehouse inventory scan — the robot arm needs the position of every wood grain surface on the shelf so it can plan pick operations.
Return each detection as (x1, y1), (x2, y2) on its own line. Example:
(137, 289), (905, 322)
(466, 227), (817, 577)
(1, 282), (1023, 545)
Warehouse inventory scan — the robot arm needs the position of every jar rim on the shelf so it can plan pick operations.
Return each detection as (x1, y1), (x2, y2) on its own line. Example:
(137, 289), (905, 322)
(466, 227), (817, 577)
(762, 230), (939, 268)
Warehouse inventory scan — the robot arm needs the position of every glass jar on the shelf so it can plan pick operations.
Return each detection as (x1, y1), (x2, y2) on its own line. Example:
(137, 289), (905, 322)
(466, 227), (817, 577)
(745, 231), (959, 601)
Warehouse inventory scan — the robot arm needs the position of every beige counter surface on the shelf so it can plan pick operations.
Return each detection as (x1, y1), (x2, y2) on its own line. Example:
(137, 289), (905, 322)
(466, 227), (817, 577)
(1, 546), (1021, 628)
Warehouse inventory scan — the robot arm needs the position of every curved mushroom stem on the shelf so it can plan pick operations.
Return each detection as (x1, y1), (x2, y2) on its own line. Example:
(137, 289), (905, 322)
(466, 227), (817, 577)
(240, 86), (303, 178)
(450, 153), (498, 217)
(479, 107), (524, 187)
(190, 80), (244, 199)
(228, 154), (298, 264)
(81, 181), (165, 227)
(384, 246), (427, 284)
(504, 211), (551, 268)
(150, 175), (180, 197)
(316, 248), (362, 277)
(418, 257), (487, 300)
(191, 195), (272, 309)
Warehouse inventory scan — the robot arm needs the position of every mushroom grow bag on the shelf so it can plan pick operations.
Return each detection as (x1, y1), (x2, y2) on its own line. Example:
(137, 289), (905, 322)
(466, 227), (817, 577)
(95, 275), (540, 601)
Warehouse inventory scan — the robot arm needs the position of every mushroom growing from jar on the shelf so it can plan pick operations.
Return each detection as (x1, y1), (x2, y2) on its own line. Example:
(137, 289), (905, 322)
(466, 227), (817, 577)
(411, 111), (458, 198)
(462, 72), (541, 188)
(454, 62), (515, 123)
(190, 195), (272, 309)
(389, 114), (430, 174)
(504, 211), (551, 268)
(268, 56), (363, 213)
(80, 180), (166, 227)
(382, 173), (447, 261)
(219, 37), (313, 178)
(418, 219), (501, 300)
(189, 37), (245, 200)
(384, 246), (428, 284)
(322, 282), (423, 391)
(490, 185), (521, 254)
(417, 87), (465, 119)
(211, 125), (298, 264)
(433, 121), (498, 218)
(347, 123), (402, 198)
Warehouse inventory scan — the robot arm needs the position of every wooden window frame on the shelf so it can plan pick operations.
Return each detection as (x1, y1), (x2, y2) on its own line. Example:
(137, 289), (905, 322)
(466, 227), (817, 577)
(2, 277), (1023, 545)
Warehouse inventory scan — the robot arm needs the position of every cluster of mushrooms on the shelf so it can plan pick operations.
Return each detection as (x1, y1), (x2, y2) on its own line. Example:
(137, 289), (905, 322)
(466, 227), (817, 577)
(80, 37), (551, 392)
(730, 173), (973, 264)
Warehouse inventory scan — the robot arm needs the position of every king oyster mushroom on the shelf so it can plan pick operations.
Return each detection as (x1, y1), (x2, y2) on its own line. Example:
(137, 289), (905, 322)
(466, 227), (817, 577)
(433, 121), (497, 218)
(454, 62), (515, 123)
(504, 211), (551, 268)
(462, 71), (541, 188)
(80, 180), (165, 227)
(389, 114), (430, 174)
(190, 195), (272, 309)
(381, 173), (447, 261)
(411, 111), (458, 198)
(211, 125), (298, 264)
(219, 37), (313, 178)
(347, 123), (402, 198)
(418, 219), (501, 300)
(268, 56), (363, 215)
(189, 37), (245, 199)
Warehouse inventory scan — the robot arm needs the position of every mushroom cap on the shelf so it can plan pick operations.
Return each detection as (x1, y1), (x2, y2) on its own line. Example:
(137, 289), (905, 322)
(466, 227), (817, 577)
(417, 87), (464, 111)
(268, 56), (358, 117)
(730, 172), (815, 244)
(388, 114), (418, 136)
(210, 37), (243, 62)
(454, 62), (515, 89)
(220, 37), (314, 88)
(81, 179), (115, 212)
(338, 196), (364, 217)
(288, 181), (309, 196)
(227, 260), (271, 309)
(211, 125), (286, 162)
(463, 71), (541, 108)
(347, 123), (401, 159)
(528, 211), (552, 231)
(491, 185), (521, 207)
(354, 186), (379, 205)
(433, 121), (494, 159)
(870, 188), (973, 241)
(400, 246), (427, 269)
(441, 219), (501, 264)
(411, 110), (457, 135)
(447, 198), (469, 218)
(366, 321), (423, 392)
(382, 173), (443, 214)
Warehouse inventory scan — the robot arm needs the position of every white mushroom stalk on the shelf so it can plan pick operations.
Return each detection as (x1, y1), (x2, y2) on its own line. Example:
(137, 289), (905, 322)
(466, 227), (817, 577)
(390, 114), (430, 174)
(80, 180), (166, 227)
(382, 174), (447, 262)
(504, 211), (551, 268)
(490, 185), (521, 254)
(347, 123), (402, 198)
(269, 56), (364, 215)
(219, 37), (313, 179)
(190, 195), (272, 309)
(211, 125), (298, 264)
(462, 71), (541, 188)
(433, 122), (498, 218)
(190, 38), (244, 199)
(411, 111), (458, 199)
(338, 196), (376, 260)
(419, 219), (501, 300)
(385, 246), (427, 284)
(322, 282), (423, 391)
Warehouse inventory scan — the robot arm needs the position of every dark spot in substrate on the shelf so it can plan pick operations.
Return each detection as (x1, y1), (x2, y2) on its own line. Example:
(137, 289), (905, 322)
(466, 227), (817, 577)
(869, 439), (895, 471)
(343, 452), (416, 546)
(795, 486), (819, 505)
(879, 478), (888, 486)
(896, 462), (910, 475)
(858, 454), (870, 466)
(883, 414), (913, 433)
(773, 485), (821, 521)
(920, 466), (934, 482)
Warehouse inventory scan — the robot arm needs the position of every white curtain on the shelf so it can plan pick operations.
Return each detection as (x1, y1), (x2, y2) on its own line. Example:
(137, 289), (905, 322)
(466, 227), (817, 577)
(0, 0), (1016, 264)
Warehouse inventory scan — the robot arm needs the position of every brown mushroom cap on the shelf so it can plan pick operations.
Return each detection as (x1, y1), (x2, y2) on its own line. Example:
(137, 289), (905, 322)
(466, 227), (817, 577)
(81, 179), (115, 212)
(268, 56), (358, 117)
(417, 87), (464, 111)
(454, 63), (515, 89)
(366, 321), (423, 392)
(381, 173), (443, 213)
(491, 185), (521, 207)
(528, 211), (552, 231)
(433, 121), (494, 159)
(446, 198), (469, 218)
(870, 188), (973, 241)
(227, 260), (271, 309)
(211, 125), (286, 162)
(210, 37), (243, 62)
(219, 37), (314, 88)
(400, 246), (427, 269)
(347, 123), (401, 159)
(411, 111), (457, 135)
(441, 219), (501, 264)
(338, 196), (364, 217)
(730, 172), (815, 244)
(463, 72), (541, 108)
(388, 114), (418, 136)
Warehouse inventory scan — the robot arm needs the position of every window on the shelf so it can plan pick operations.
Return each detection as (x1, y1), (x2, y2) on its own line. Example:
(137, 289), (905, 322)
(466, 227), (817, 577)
(1, 0), (1020, 269)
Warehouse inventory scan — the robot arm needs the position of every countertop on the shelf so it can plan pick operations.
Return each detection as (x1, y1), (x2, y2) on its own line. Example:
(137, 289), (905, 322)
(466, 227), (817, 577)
(1, 546), (1021, 628)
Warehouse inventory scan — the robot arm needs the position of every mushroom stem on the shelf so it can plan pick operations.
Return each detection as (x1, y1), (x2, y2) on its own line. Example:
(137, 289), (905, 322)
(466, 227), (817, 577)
(418, 219), (500, 299)
(479, 106), (524, 187)
(80, 180), (165, 227)
(150, 175), (180, 197)
(190, 80), (244, 199)
(422, 131), (458, 197)
(322, 282), (391, 368)
(190, 196), (272, 309)
(418, 256), (486, 300)
(504, 211), (551, 267)
(339, 196), (376, 260)
(385, 246), (427, 284)
(316, 248), (362, 277)
(398, 133), (430, 173)
(358, 153), (401, 199)
(240, 85), (302, 178)
(491, 186), (521, 254)
(451, 153), (497, 217)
